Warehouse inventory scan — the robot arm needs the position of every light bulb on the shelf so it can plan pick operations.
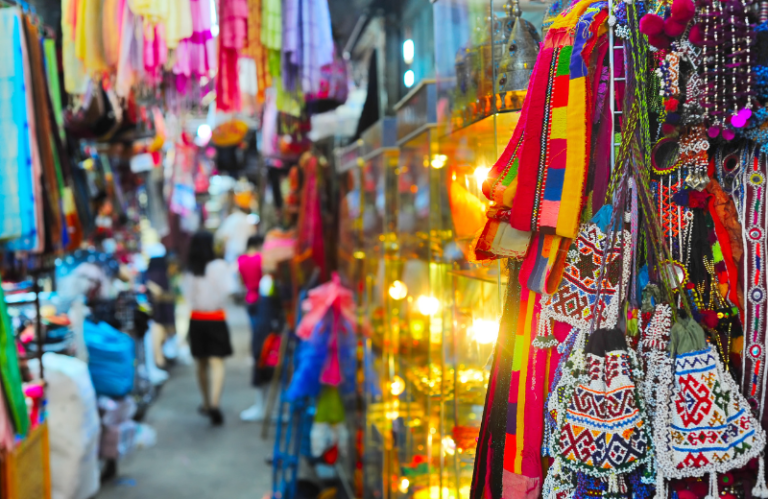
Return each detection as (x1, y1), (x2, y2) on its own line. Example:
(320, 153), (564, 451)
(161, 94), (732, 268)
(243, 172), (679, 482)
(430, 154), (448, 169)
(442, 435), (456, 456)
(469, 318), (499, 344)
(403, 39), (415, 65)
(389, 280), (408, 300)
(474, 166), (491, 190)
(399, 478), (410, 494)
(404, 70), (415, 88)
(390, 376), (405, 396)
(416, 295), (440, 316)
(197, 124), (212, 142)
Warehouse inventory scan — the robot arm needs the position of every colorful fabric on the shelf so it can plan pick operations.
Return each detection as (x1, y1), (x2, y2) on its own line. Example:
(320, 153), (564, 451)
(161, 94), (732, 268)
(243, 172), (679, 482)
(558, 328), (650, 475)
(216, 0), (248, 111)
(173, 0), (216, 92)
(0, 282), (30, 437)
(474, 0), (608, 261)
(166, 0), (193, 49)
(537, 222), (630, 345)
(300, 0), (334, 95)
(0, 9), (23, 241)
(244, 0), (271, 102)
(657, 345), (765, 476)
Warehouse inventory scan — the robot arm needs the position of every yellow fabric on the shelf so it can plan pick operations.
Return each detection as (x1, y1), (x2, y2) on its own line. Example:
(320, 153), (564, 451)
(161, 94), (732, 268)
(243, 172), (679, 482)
(502, 178), (518, 208)
(62, 0), (88, 93)
(166, 0), (193, 49)
(75, 0), (108, 74)
(128, 0), (169, 24)
(550, 0), (604, 29)
(549, 107), (568, 140)
(102, 0), (122, 68)
(556, 77), (587, 238)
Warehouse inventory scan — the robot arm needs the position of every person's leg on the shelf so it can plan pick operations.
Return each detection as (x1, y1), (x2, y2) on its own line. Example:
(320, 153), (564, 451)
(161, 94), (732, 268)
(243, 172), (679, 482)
(208, 357), (226, 408)
(152, 322), (167, 368)
(195, 357), (210, 410)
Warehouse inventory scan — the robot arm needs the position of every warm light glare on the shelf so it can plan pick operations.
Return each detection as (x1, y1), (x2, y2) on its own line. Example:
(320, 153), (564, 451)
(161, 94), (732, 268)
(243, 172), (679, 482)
(430, 154), (448, 169)
(470, 318), (499, 345)
(390, 376), (405, 396)
(416, 295), (440, 316)
(474, 166), (491, 190)
(404, 70), (415, 88)
(389, 280), (408, 300)
(403, 39), (415, 65)
(442, 436), (456, 456)
(399, 478), (410, 494)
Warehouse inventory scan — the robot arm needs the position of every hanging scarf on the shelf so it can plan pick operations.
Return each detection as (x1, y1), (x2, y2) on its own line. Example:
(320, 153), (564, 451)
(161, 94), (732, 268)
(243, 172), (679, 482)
(474, 0), (609, 264)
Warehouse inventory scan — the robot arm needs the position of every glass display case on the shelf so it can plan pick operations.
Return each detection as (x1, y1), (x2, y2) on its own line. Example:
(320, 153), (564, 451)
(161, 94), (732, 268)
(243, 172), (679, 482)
(341, 2), (542, 498)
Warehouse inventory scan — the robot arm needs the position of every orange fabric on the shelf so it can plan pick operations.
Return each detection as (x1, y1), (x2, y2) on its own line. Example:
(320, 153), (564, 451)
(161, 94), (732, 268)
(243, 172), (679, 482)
(190, 310), (226, 321)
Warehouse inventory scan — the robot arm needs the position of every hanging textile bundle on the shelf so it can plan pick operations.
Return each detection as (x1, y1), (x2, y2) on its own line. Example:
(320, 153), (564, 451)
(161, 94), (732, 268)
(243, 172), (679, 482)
(557, 328), (651, 476)
(474, 0), (610, 262)
(286, 274), (358, 401)
(536, 207), (631, 347)
(654, 317), (766, 496)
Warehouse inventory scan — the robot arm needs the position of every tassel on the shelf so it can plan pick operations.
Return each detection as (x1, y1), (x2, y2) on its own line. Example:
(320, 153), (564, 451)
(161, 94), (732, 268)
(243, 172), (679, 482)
(533, 335), (559, 349)
(753, 456), (768, 498)
(704, 472), (718, 499)
(654, 469), (666, 499)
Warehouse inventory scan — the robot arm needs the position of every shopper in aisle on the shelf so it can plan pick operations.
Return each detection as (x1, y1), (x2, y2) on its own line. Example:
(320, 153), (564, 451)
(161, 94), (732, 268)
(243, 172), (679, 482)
(182, 231), (237, 426)
(237, 234), (268, 421)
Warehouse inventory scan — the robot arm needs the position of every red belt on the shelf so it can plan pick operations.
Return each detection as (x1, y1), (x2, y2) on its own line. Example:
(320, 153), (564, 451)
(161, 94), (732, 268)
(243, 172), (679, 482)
(190, 310), (226, 321)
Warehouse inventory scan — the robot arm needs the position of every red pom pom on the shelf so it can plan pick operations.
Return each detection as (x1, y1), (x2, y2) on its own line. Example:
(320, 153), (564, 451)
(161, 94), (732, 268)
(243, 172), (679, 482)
(689, 24), (704, 45)
(701, 310), (719, 329)
(677, 492), (697, 499)
(647, 34), (672, 49)
(639, 14), (665, 36)
(671, 0), (696, 22)
(661, 123), (677, 135)
(664, 18), (687, 38)
(664, 98), (680, 111)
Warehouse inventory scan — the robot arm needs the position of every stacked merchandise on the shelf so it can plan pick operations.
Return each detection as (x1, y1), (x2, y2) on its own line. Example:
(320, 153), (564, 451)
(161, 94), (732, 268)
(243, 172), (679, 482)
(467, 0), (768, 497)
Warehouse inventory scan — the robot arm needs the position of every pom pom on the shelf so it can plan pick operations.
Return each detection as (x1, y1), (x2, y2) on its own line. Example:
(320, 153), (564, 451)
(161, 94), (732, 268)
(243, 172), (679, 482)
(701, 310), (719, 329)
(715, 261), (727, 275)
(708, 125), (721, 138)
(677, 492), (697, 499)
(666, 112), (681, 124)
(648, 34), (672, 49)
(688, 190), (710, 208)
(665, 98), (680, 111)
(664, 18), (688, 38)
(723, 128), (736, 141)
(689, 23), (704, 45)
(661, 123), (677, 135)
(671, 0), (696, 22)
(672, 189), (689, 206)
(640, 14), (666, 36)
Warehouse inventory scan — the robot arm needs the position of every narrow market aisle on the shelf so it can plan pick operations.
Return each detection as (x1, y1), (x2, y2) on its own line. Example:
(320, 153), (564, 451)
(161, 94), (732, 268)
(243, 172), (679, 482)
(98, 304), (274, 499)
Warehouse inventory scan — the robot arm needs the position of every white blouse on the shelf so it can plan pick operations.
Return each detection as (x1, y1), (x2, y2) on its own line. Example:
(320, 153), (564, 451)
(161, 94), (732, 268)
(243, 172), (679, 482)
(181, 260), (236, 312)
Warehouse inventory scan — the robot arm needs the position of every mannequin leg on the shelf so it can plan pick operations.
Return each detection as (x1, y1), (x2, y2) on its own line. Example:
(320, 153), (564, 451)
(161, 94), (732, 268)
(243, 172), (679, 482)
(240, 387), (266, 422)
(208, 357), (226, 409)
(195, 358), (210, 410)
(152, 322), (167, 368)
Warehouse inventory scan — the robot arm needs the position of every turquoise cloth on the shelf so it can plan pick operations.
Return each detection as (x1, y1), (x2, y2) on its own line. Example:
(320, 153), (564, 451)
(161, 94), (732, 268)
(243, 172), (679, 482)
(3, 8), (38, 250)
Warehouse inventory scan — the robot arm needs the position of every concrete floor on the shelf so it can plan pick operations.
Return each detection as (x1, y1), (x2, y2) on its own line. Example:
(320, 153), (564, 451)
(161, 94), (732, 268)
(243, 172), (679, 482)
(97, 305), (274, 499)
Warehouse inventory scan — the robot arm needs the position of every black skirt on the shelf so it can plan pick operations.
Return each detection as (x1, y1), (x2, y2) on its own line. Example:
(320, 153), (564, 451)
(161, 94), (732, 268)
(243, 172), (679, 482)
(188, 319), (233, 358)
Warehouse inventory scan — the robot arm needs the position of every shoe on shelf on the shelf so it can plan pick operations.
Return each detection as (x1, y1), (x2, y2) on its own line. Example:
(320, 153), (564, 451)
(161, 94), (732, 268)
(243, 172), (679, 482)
(209, 407), (224, 426)
(240, 403), (265, 422)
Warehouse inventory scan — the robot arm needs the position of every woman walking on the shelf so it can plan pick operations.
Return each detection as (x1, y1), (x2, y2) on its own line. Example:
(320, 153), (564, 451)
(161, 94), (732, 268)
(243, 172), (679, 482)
(182, 231), (235, 425)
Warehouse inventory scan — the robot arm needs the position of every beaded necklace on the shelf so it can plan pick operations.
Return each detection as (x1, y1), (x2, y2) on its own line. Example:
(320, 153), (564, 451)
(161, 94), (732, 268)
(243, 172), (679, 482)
(741, 151), (768, 417)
